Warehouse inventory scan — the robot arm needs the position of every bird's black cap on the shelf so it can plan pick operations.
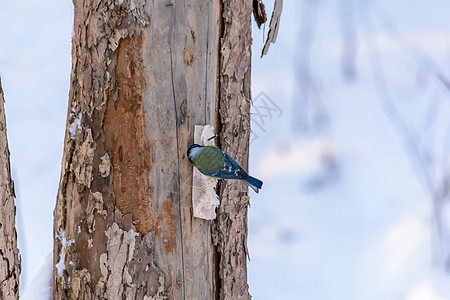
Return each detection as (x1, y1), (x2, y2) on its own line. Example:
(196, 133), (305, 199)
(187, 144), (201, 163)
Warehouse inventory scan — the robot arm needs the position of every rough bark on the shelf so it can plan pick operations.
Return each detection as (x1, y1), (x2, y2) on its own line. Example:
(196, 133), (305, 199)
(212, 0), (253, 299)
(53, 0), (252, 299)
(0, 78), (21, 299)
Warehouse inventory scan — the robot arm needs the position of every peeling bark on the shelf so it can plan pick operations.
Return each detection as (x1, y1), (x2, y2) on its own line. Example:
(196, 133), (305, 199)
(54, 0), (252, 299)
(253, 0), (267, 29)
(0, 78), (20, 300)
(261, 0), (283, 57)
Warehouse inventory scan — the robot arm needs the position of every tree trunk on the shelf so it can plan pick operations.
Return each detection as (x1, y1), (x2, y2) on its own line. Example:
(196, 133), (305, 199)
(213, 0), (253, 298)
(53, 0), (252, 299)
(0, 78), (21, 299)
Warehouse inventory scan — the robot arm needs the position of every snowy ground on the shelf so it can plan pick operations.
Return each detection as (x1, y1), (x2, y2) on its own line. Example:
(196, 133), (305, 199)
(2, 0), (450, 299)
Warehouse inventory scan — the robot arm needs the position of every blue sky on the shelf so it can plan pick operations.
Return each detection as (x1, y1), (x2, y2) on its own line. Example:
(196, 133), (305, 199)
(2, 0), (450, 299)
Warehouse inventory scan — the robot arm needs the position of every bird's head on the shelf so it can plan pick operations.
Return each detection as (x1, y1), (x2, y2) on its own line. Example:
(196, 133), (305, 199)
(187, 144), (202, 163)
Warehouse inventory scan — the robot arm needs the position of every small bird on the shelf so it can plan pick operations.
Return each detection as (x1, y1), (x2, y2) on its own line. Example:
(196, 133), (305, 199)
(187, 144), (263, 193)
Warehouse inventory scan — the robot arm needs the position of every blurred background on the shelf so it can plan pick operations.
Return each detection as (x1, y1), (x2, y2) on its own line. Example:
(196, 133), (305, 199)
(2, 0), (450, 299)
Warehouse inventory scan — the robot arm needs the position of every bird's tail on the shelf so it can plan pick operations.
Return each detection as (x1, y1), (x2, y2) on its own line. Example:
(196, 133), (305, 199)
(243, 176), (263, 193)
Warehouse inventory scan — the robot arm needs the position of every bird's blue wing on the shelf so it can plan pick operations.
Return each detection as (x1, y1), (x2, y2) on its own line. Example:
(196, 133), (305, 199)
(211, 153), (248, 180)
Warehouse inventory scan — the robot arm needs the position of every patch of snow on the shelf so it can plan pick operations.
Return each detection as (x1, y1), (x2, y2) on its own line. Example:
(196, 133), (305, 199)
(406, 280), (449, 300)
(382, 216), (429, 276)
(68, 108), (81, 140)
(55, 229), (74, 277)
(21, 252), (52, 300)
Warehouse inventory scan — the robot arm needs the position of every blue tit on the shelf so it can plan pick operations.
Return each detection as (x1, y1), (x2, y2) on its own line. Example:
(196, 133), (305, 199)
(187, 144), (263, 193)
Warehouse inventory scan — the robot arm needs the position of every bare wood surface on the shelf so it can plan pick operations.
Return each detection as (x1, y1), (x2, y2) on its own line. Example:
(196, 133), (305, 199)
(0, 78), (20, 300)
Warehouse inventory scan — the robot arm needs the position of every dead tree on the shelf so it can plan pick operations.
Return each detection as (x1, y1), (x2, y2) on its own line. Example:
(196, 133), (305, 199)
(0, 78), (20, 299)
(53, 0), (253, 299)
